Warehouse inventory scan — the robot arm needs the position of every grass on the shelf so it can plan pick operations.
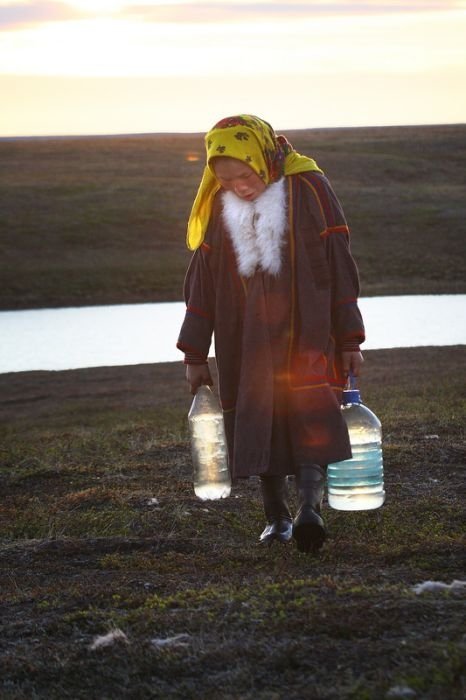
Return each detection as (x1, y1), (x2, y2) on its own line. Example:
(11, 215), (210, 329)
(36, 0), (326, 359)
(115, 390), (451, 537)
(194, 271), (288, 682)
(1, 125), (464, 697)
(1, 347), (465, 698)
(1, 123), (465, 309)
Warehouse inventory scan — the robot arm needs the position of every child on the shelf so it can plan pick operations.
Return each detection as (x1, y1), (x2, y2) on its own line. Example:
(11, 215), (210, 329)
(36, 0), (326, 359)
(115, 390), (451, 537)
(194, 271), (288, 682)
(177, 115), (365, 553)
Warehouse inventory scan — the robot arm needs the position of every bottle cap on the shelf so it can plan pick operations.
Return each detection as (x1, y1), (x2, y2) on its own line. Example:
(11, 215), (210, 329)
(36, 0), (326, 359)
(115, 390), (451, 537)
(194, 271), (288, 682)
(342, 388), (361, 405)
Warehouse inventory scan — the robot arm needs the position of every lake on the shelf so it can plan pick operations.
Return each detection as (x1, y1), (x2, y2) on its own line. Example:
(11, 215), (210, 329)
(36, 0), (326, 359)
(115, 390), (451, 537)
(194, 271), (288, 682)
(1, 295), (465, 374)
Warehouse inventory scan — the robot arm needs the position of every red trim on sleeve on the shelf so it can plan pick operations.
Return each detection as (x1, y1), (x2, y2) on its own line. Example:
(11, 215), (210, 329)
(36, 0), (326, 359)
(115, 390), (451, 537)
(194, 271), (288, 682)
(176, 341), (207, 359)
(187, 305), (213, 320)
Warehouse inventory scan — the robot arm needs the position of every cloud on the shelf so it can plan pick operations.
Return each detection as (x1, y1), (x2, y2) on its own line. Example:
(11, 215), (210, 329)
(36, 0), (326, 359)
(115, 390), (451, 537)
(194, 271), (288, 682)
(119, 1), (466, 24)
(1, 0), (463, 31)
(0, 1), (84, 30)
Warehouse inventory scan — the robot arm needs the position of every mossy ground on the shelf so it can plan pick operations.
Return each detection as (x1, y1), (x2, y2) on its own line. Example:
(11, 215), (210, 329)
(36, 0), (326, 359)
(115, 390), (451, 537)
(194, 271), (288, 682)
(1, 124), (464, 697)
(1, 123), (465, 310)
(1, 347), (465, 699)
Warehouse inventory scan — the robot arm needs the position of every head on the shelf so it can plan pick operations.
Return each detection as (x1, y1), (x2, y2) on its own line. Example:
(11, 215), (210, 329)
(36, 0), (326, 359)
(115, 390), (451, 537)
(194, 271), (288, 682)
(204, 115), (291, 201)
(210, 156), (267, 201)
(187, 114), (317, 250)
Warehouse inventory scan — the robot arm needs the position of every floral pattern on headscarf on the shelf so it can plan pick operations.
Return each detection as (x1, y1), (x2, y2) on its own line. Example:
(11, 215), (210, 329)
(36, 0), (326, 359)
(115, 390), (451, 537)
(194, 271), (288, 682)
(206, 114), (295, 184)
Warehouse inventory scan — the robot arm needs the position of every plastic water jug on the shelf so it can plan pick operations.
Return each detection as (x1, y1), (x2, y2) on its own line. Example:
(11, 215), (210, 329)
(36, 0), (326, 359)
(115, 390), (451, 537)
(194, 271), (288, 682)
(328, 386), (385, 511)
(188, 385), (231, 500)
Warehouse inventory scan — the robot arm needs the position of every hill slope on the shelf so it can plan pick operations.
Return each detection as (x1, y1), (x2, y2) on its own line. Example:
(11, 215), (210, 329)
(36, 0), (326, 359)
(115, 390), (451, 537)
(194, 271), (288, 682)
(0, 123), (465, 309)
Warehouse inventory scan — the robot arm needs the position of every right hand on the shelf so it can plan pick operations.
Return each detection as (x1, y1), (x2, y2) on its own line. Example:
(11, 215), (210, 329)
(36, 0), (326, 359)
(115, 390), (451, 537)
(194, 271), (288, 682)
(185, 364), (213, 395)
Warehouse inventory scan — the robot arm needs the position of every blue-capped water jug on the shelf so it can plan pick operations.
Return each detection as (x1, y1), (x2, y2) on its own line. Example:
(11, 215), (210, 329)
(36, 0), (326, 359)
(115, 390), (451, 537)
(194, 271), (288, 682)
(328, 383), (385, 511)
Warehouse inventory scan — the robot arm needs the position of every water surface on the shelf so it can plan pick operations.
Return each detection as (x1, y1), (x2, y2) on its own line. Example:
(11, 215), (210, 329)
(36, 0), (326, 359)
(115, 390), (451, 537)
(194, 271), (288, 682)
(1, 295), (464, 374)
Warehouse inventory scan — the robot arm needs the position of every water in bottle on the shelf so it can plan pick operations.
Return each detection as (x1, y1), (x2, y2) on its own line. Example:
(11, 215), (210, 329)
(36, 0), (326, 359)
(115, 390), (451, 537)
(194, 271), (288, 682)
(188, 385), (231, 500)
(328, 387), (385, 511)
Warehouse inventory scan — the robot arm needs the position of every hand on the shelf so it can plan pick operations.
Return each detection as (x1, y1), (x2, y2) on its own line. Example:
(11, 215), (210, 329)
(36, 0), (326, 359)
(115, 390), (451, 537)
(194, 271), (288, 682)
(185, 364), (213, 395)
(341, 351), (364, 379)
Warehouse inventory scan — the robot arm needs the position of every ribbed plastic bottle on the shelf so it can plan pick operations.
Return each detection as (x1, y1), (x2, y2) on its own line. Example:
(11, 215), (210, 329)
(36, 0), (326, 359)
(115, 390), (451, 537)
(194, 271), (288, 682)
(188, 385), (231, 500)
(327, 386), (385, 511)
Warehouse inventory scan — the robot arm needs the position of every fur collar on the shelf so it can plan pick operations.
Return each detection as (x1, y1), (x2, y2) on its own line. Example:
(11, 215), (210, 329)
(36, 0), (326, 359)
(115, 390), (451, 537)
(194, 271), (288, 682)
(221, 178), (287, 277)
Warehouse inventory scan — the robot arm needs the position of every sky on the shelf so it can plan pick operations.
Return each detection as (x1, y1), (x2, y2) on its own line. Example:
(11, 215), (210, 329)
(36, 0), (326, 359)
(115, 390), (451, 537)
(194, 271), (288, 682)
(1, 0), (466, 136)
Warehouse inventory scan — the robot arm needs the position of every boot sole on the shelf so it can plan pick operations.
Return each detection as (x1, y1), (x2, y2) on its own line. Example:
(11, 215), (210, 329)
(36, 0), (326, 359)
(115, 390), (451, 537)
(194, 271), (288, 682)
(259, 535), (292, 546)
(293, 521), (326, 553)
(259, 529), (293, 546)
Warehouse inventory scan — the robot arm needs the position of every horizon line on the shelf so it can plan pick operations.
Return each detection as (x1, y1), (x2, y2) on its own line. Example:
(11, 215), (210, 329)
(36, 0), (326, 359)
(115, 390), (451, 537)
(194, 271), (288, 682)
(1, 121), (465, 141)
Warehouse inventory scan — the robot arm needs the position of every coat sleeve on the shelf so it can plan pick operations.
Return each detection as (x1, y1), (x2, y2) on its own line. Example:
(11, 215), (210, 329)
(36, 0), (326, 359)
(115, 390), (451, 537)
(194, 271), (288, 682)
(176, 242), (216, 364)
(310, 174), (365, 351)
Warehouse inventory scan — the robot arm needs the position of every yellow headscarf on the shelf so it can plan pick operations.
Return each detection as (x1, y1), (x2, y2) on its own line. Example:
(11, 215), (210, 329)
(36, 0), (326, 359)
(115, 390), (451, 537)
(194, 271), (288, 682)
(186, 114), (323, 250)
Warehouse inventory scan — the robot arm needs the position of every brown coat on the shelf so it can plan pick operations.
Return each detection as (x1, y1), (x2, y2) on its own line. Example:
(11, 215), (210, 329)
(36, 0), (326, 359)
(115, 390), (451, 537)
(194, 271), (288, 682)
(177, 172), (365, 478)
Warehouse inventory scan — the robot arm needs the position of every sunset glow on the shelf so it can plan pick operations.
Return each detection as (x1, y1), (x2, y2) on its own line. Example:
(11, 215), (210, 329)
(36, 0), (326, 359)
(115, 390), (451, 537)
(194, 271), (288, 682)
(1, 1), (465, 135)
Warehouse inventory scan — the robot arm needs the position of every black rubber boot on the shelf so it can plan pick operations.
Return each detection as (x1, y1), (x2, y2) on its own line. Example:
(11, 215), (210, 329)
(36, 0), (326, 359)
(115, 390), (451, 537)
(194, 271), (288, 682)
(259, 476), (293, 546)
(292, 464), (327, 553)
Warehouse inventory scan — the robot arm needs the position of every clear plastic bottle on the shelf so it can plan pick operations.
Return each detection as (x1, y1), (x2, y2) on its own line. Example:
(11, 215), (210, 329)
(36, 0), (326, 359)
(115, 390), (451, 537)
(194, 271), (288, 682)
(328, 388), (385, 511)
(188, 385), (231, 500)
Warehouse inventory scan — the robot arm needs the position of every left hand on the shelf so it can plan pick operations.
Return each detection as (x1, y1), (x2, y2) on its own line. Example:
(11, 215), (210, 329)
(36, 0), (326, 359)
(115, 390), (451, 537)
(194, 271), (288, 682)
(341, 351), (364, 378)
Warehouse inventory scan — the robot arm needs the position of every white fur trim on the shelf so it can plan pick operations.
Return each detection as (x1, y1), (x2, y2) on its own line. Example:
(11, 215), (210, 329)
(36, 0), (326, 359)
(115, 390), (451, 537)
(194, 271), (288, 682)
(221, 178), (287, 277)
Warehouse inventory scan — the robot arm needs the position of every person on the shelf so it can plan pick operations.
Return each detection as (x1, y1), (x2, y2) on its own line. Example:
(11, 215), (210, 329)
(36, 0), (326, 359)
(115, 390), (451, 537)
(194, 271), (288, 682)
(177, 115), (365, 553)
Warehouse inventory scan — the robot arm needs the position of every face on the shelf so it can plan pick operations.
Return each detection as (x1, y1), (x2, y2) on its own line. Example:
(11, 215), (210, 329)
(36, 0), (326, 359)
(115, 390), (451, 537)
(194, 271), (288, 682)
(211, 157), (267, 201)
